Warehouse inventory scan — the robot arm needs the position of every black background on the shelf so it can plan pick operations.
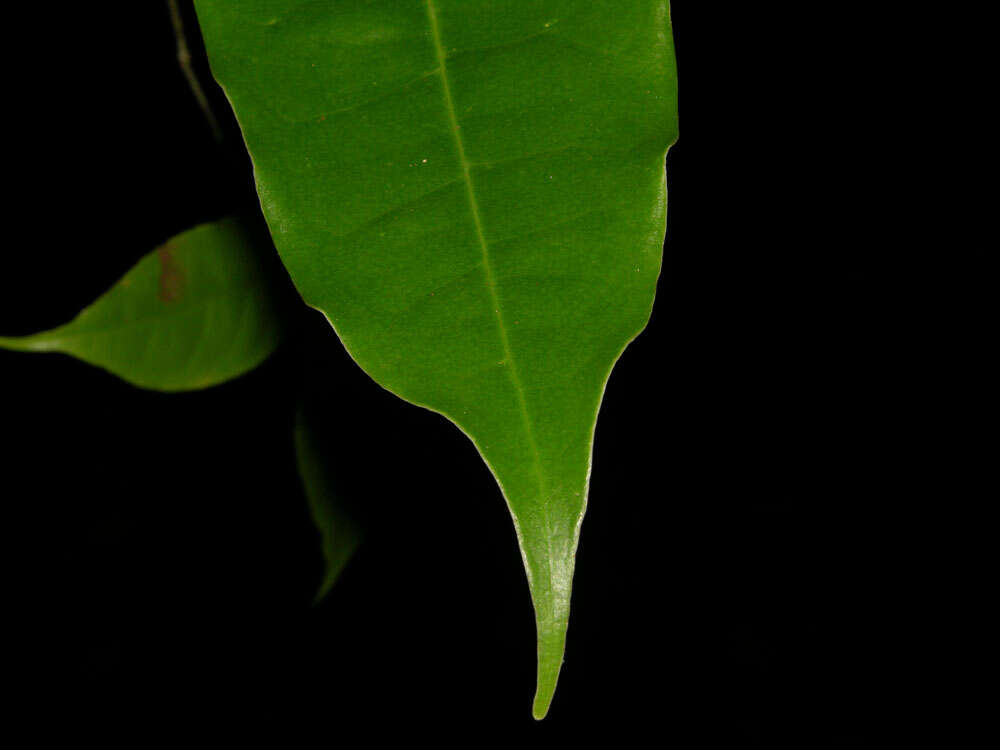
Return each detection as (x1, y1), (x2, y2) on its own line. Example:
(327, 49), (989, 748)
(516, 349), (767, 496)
(3, 2), (892, 744)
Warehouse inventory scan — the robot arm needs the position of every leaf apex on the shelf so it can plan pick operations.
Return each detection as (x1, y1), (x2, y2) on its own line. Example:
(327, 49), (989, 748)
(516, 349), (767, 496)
(531, 622), (568, 720)
(0, 334), (51, 352)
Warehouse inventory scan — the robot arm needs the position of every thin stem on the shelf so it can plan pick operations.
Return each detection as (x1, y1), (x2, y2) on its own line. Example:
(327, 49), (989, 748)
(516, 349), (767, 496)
(167, 0), (223, 143)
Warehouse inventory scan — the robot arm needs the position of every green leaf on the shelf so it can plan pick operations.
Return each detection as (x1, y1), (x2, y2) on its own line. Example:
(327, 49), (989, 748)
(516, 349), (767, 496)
(194, 0), (677, 717)
(295, 401), (362, 604)
(0, 218), (285, 391)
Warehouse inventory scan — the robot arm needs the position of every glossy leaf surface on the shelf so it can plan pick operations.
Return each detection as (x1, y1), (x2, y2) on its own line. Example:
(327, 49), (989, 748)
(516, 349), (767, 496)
(0, 218), (284, 391)
(295, 402), (362, 603)
(195, 0), (677, 717)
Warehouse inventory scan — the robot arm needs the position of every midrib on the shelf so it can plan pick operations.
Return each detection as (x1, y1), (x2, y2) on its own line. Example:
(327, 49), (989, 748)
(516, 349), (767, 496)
(424, 0), (555, 568)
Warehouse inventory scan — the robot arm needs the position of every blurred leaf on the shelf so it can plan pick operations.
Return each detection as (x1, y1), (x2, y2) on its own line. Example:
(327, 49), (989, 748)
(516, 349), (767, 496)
(0, 218), (285, 391)
(295, 401), (361, 603)
(195, 0), (677, 717)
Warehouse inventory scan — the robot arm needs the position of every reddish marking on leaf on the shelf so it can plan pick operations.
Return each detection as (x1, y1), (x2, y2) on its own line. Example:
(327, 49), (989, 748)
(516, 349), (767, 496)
(157, 245), (185, 303)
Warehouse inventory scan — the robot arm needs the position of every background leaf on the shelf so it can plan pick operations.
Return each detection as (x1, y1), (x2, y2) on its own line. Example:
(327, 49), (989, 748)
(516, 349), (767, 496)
(295, 400), (362, 603)
(0, 217), (286, 391)
(195, 0), (677, 716)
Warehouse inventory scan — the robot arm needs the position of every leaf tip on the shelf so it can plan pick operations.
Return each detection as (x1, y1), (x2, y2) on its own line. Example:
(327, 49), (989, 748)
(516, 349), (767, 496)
(531, 625), (568, 720)
(531, 695), (553, 721)
(311, 577), (336, 607)
(531, 667), (559, 720)
(0, 334), (57, 353)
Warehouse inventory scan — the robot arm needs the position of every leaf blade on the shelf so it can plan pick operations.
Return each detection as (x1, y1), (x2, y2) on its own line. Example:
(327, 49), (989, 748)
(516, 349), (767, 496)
(194, 0), (677, 716)
(0, 218), (285, 391)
